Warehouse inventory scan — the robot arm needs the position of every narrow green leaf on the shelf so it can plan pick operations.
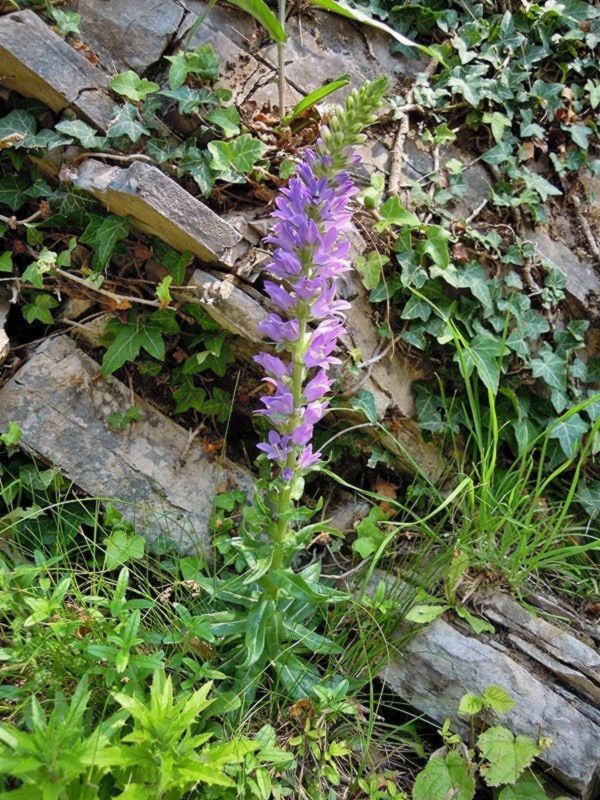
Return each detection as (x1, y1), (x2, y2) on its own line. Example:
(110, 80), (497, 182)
(281, 75), (351, 124)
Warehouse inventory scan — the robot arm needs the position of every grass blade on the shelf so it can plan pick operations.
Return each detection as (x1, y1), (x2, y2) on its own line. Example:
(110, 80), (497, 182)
(227, 0), (287, 43)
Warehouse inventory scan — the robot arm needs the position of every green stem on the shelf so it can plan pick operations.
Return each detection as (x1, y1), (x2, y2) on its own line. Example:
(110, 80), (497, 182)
(272, 315), (307, 571)
(277, 0), (286, 117)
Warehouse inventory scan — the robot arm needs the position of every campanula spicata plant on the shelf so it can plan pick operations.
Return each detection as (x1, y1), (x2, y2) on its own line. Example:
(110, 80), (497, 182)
(190, 78), (389, 701)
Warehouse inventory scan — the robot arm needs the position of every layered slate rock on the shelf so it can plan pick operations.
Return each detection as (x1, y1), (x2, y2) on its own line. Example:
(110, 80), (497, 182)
(0, 10), (114, 131)
(0, 336), (251, 553)
(381, 592), (600, 798)
(76, 0), (187, 73)
(73, 159), (243, 266)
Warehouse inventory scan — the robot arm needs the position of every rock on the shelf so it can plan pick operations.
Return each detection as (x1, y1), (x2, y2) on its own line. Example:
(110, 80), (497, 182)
(181, 268), (268, 343)
(325, 493), (369, 533)
(76, 0), (186, 73)
(181, 24), (302, 107)
(0, 294), (9, 365)
(527, 590), (600, 646)
(0, 10), (114, 131)
(0, 336), (251, 553)
(527, 225), (600, 319)
(381, 611), (600, 797)
(73, 158), (242, 266)
(478, 589), (600, 705)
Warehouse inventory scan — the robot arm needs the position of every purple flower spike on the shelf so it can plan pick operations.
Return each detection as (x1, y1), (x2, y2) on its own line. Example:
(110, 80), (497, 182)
(255, 148), (358, 478)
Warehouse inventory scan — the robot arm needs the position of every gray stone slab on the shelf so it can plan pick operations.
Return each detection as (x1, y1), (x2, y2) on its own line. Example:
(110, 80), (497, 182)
(76, 0), (187, 73)
(0, 10), (114, 131)
(0, 336), (251, 553)
(382, 617), (600, 797)
(182, 268), (268, 343)
(73, 159), (243, 266)
(527, 225), (600, 319)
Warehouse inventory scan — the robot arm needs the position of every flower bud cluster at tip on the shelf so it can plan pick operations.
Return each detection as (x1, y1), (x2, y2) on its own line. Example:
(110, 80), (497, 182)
(318, 76), (388, 175)
(254, 148), (359, 480)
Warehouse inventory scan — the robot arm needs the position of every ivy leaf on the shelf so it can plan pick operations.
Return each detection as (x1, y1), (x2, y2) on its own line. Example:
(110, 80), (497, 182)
(352, 506), (388, 558)
(548, 413), (589, 458)
(102, 323), (143, 375)
(0, 251), (13, 273)
(530, 347), (566, 391)
(0, 175), (30, 211)
(354, 252), (389, 291)
(155, 276), (173, 308)
(477, 726), (541, 787)
(106, 405), (142, 431)
(173, 381), (207, 414)
(110, 70), (159, 102)
(55, 119), (107, 149)
(82, 214), (130, 269)
(421, 225), (451, 269)
(107, 103), (150, 143)
(50, 8), (81, 35)
(160, 86), (219, 114)
(412, 751), (475, 800)
(165, 44), (219, 90)
(21, 248), (57, 288)
(349, 389), (377, 423)
(465, 332), (504, 394)
(570, 124), (591, 149)
(401, 295), (431, 322)
(0, 109), (36, 137)
(22, 293), (59, 324)
(207, 134), (267, 182)
(374, 196), (420, 231)
(405, 604), (449, 624)
(103, 528), (146, 570)
(206, 106), (241, 138)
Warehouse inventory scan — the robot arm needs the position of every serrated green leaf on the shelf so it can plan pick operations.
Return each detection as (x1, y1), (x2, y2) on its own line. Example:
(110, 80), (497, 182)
(482, 685), (516, 714)
(0, 422), (21, 447)
(458, 693), (484, 715)
(477, 726), (541, 787)
(498, 773), (549, 800)
(412, 751), (475, 800)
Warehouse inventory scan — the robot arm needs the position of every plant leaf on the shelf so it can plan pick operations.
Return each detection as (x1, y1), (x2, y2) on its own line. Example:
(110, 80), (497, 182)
(477, 726), (541, 787)
(282, 75), (351, 124)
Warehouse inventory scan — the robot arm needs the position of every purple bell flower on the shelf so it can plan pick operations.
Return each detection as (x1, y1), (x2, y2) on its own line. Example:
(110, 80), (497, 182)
(255, 148), (357, 479)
